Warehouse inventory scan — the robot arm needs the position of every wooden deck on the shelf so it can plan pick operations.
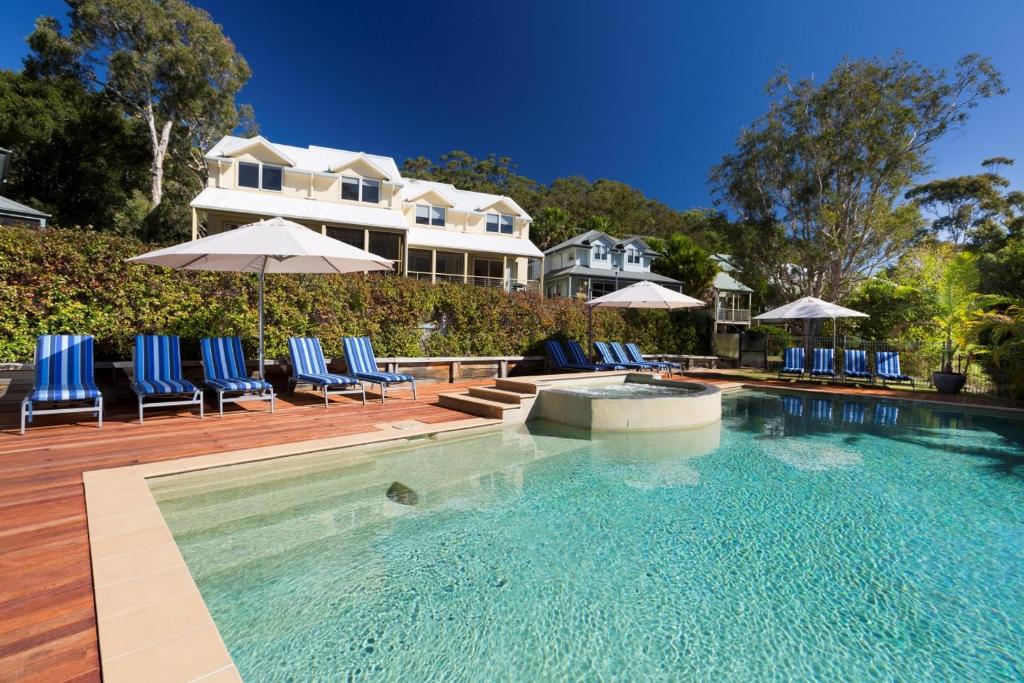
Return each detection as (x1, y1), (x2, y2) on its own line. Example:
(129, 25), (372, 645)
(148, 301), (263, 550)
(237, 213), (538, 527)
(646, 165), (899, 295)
(0, 381), (489, 682)
(1, 372), (1018, 681)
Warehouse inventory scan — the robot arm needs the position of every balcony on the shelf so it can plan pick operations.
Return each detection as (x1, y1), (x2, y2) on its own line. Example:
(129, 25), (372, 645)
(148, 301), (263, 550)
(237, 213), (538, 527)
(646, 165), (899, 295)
(407, 271), (540, 294)
(716, 308), (751, 323)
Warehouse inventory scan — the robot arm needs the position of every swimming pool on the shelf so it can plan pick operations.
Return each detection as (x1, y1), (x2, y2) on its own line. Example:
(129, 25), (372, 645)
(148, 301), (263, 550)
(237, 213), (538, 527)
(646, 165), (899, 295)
(151, 391), (1024, 680)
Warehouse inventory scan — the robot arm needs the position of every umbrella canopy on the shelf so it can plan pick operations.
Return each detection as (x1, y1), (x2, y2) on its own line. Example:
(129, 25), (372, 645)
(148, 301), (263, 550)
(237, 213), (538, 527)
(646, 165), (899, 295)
(128, 217), (393, 379)
(127, 216), (394, 273)
(753, 296), (867, 321)
(587, 281), (705, 310)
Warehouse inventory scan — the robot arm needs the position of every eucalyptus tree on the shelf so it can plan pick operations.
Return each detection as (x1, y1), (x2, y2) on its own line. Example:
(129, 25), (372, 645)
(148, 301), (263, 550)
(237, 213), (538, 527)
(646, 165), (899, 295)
(711, 54), (1005, 301)
(26, 0), (253, 208)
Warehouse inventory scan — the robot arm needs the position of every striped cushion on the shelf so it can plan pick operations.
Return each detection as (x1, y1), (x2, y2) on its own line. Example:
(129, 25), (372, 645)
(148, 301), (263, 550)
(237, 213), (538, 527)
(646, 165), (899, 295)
(566, 340), (620, 370)
(625, 343), (679, 369)
(134, 378), (197, 395)
(297, 372), (360, 387)
(30, 383), (101, 402)
(545, 340), (571, 368)
(875, 351), (910, 379)
(843, 350), (870, 377)
(353, 371), (414, 383)
(781, 347), (804, 371)
(205, 377), (271, 392)
(342, 336), (413, 384)
(610, 342), (656, 368)
(201, 336), (249, 382)
(593, 342), (618, 365)
(134, 335), (195, 395)
(289, 337), (329, 377)
(30, 335), (98, 403)
(810, 348), (834, 375)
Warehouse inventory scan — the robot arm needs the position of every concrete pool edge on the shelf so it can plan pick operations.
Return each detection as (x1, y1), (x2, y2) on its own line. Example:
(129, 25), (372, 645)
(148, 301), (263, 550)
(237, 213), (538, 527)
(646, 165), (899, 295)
(84, 415), (501, 683)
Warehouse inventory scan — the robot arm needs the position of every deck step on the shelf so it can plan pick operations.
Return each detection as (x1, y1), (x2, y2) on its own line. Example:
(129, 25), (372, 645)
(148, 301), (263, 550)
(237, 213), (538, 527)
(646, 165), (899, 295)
(438, 392), (518, 420)
(467, 386), (529, 404)
(494, 378), (539, 395)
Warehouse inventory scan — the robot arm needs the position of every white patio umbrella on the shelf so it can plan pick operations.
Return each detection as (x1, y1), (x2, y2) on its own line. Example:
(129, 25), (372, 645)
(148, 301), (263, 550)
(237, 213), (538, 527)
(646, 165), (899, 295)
(586, 281), (705, 359)
(128, 216), (393, 379)
(753, 295), (868, 352)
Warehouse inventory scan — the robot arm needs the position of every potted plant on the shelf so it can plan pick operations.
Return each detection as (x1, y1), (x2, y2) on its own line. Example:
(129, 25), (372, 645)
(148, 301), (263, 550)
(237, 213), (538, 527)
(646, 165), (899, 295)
(926, 250), (981, 394)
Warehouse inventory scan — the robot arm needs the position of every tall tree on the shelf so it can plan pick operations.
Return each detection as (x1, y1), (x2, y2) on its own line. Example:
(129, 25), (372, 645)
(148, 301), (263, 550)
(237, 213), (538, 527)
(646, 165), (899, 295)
(25, 0), (252, 208)
(646, 234), (718, 295)
(711, 54), (1005, 301)
(905, 158), (1024, 247)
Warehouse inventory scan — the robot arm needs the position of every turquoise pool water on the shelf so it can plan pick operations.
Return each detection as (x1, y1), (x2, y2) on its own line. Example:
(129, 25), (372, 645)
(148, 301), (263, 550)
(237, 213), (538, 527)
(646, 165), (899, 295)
(151, 391), (1024, 681)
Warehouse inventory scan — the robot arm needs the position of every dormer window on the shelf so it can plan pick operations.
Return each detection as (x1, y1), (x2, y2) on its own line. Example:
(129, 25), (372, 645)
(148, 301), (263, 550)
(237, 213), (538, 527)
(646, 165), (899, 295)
(238, 162), (283, 191)
(486, 213), (514, 234)
(415, 204), (446, 227)
(593, 244), (608, 260)
(341, 176), (381, 203)
(626, 247), (641, 265)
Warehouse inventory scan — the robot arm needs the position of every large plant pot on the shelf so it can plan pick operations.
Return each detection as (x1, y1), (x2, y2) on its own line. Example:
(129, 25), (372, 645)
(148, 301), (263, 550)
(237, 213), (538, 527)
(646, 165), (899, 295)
(932, 371), (966, 395)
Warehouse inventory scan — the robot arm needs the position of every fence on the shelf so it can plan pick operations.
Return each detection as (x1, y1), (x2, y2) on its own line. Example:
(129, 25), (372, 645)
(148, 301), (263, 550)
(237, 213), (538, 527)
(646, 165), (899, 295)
(761, 335), (996, 395)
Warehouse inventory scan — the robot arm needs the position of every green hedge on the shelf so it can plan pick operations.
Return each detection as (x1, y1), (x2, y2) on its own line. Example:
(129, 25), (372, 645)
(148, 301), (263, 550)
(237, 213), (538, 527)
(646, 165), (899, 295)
(0, 226), (710, 362)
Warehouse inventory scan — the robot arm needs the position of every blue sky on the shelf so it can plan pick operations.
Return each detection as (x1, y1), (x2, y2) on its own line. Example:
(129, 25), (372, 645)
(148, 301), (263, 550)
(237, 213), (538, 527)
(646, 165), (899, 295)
(2, 0), (1023, 211)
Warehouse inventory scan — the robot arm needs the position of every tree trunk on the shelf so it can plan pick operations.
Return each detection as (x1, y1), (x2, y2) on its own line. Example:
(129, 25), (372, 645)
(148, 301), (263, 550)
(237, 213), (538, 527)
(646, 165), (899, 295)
(145, 102), (174, 208)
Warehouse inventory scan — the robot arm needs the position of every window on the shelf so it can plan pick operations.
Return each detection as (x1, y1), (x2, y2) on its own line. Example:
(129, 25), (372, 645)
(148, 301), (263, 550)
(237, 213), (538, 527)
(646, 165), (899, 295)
(416, 204), (446, 227)
(435, 251), (463, 275)
(326, 227), (364, 249)
(341, 176), (381, 203)
(262, 165), (282, 191)
(487, 213), (514, 234)
(362, 179), (380, 204)
(473, 258), (503, 279)
(238, 162), (282, 191)
(408, 249), (431, 273)
(592, 244), (608, 260)
(626, 248), (641, 265)
(238, 162), (259, 188)
(342, 176), (360, 201)
(368, 231), (402, 263)
(590, 280), (617, 298)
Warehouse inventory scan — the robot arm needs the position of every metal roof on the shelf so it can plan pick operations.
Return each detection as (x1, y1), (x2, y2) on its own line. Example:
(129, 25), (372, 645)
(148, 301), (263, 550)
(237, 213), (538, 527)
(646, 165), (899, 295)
(190, 188), (407, 230)
(544, 264), (683, 285)
(0, 195), (50, 219)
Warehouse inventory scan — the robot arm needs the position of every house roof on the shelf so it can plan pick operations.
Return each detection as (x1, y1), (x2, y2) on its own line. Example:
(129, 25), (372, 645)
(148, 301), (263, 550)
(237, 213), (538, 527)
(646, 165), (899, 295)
(405, 226), (544, 258)
(208, 136), (402, 181)
(190, 188), (407, 230)
(399, 178), (532, 220)
(544, 264), (683, 285)
(713, 270), (753, 293)
(544, 230), (656, 256)
(0, 195), (50, 220)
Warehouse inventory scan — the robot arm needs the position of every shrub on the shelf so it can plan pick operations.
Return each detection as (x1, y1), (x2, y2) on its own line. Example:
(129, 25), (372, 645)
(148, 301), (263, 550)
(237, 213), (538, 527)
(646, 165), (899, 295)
(0, 226), (710, 362)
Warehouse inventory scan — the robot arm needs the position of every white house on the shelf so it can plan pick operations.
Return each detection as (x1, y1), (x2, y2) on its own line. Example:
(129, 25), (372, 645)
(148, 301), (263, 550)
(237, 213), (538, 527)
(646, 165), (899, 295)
(540, 229), (684, 299)
(190, 135), (544, 292)
(709, 254), (754, 332)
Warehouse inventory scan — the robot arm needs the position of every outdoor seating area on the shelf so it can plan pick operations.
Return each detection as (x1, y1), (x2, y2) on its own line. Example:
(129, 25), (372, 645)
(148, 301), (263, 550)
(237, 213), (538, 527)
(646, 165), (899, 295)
(774, 346), (917, 387)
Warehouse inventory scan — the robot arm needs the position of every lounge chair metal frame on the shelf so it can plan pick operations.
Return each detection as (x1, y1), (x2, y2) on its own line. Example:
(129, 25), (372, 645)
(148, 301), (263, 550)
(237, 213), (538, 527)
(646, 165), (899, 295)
(200, 337), (276, 417)
(20, 335), (103, 435)
(342, 336), (417, 404)
(287, 337), (366, 408)
(131, 335), (204, 424)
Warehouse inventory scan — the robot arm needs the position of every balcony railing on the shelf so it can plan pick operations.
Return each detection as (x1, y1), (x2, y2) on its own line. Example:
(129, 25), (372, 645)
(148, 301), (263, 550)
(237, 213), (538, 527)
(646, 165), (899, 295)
(407, 271), (540, 293)
(717, 308), (751, 323)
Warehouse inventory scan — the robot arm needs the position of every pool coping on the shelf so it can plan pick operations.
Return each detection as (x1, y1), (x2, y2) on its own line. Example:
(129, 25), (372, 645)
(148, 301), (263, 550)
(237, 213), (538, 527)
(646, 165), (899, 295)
(84, 415), (501, 683)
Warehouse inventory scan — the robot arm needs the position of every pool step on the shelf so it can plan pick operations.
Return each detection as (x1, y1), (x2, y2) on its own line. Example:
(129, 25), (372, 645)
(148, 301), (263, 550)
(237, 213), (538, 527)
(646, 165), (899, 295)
(494, 378), (540, 395)
(467, 386), (531, 404)
(439, 392), (520, 420)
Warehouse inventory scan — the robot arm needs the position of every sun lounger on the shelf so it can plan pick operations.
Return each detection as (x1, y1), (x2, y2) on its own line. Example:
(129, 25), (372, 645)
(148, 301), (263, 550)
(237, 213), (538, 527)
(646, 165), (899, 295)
(565, 340), (624, 371)
(200, 336), (275, 416)
(288, 337), (365, 407)
(843, 349), (872, 383)
(623, 343), (679, 375)
(342, 336), (416, 403)
(21, 334), (103, 434)
(545, 340), (605, 372)
(132, 334), (203, 423)
(875, 351), (914, 387)
(595, 342), (649, 370)
(609, 342), (661, 372)
(778, 347), (805, 379)
(809, 348), (835, 379)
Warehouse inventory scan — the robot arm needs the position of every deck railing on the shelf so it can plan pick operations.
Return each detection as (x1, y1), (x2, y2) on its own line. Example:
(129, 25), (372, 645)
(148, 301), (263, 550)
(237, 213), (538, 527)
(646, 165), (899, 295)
(717, 308), (751, 323)
(405, 271), (541, 293)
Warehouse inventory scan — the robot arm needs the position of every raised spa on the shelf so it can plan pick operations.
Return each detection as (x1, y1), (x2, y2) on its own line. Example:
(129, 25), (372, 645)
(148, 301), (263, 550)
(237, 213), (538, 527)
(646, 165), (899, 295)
(533, 374), (721, 431)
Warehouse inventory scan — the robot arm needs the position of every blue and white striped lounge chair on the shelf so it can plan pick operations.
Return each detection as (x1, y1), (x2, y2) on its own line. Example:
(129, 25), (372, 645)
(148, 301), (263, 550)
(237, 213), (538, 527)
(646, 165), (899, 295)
(875, 351), (914, 387)
(566, 340), (623, 371)
(545, 340), (604, 372)
(843, 349), (872, 383)
(132, 335), (203, 424)
(781, 395), (803, 417)
(874, 403), (899, 426)
(841, 402), (867, 424)
(288, 337), (365, 407)
(809, 348), (835, 379)
(610, 342), (661, 372)
(200, 336), (275, 416)
(778, 347), (805, 379)
(595, 342), (648, 370)
(342, 336), (416, 403)
(20, 334), (102, 434)
(624, 343), (679, 375)
(810, 398), (833, 421)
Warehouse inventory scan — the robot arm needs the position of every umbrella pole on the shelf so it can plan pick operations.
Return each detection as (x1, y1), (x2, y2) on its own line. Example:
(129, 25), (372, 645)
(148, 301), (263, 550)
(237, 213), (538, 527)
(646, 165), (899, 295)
(258, 269), (265, 381)
(587, 305), (594, 362)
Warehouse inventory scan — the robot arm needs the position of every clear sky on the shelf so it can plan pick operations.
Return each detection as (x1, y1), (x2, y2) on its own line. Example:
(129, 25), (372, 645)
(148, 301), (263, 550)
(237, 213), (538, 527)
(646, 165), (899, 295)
(2, 0), (1022, 211)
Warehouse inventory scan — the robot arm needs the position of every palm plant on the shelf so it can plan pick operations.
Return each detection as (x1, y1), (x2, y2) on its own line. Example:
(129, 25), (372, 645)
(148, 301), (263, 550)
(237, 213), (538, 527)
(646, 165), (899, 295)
(969, 298), (1024, 397)
(925, 250), (982, 373)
